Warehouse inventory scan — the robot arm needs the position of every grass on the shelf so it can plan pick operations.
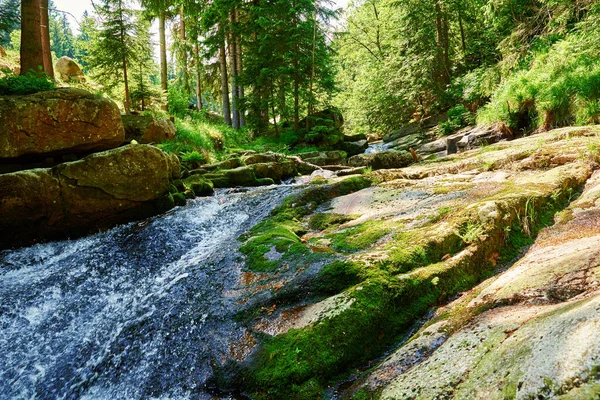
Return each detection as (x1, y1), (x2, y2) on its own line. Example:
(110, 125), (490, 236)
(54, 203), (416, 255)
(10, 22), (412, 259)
(477, 19), (600, 131)
(157, 111), (329, 168)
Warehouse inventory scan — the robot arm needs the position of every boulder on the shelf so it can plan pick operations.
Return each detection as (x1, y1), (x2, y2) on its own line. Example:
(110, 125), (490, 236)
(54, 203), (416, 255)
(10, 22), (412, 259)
(0, 88), (125, 159)
(341, 140), (368, 157)
(0, 144), (180, 248)
(204, 166), (258, 188)
(348, 150), (414, 170)
(122, 114), (176, 144)
(383, 123), (420, 143)
(250, 162), (284, 183)
(298, 150), (346, 166)
(183, 175), (214, 196)
(55, 56), (85, 82)
(242, 153), (281, 165)
(344, 132), (367, 142)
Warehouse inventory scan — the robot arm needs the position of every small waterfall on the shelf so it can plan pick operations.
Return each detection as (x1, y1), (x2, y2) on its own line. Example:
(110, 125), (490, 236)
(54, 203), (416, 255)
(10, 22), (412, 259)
(0, 185), (298, 399)
(364, 141), (392, 154)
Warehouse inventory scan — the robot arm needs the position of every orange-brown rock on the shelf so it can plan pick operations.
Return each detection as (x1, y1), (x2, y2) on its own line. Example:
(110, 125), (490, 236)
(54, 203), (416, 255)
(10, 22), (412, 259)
(122, 115), (176, 144)
(0, 88), (124, 159)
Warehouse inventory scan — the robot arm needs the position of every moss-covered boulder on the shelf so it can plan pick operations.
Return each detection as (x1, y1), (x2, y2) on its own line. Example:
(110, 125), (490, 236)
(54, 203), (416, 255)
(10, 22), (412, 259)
(183, 174), (214, 196)
(297, 150), (346, 166)
(348, 150), (414, 169)
(0, 144), (179, 248)
(341, 139), (368, 157)
(122, 114), (176, 144)
(0, 88), (125, 159)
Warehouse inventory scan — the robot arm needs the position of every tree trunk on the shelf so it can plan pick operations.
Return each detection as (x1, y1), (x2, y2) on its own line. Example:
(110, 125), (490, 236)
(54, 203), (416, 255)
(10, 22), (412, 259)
(40, 0), (54, 78)
(307, 10), (317, 130)
(219, 27), (232, 126)
(179, 7), (189, 94)
(234, 7), (245, 127)
(20, 0), (45, 75)
(159, 10), (168, 94)
(123, 56), (131, 113)
(194, 43), (203, 111)
(434, 0), (451, 86)
(228, 13), (240, 129)
(271, 83), (279, 137)
(119, 1), (131, 114)
(292, 4), (300, 132)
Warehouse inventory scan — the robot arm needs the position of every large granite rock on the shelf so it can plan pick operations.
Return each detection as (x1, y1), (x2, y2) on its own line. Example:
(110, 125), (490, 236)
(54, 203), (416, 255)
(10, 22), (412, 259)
(122, 115), (177, 144)
(297, 150), (346, 166)
(348, 150), (414, 170)
(55, 56), (85, 82)
(0, 88), (125, 159)
(0, 144), (180, 248)
(341, 139), (368, 157)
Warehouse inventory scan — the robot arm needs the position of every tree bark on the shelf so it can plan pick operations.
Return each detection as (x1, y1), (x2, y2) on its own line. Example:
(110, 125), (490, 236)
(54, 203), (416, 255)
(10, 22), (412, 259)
(434, 0), (451, 86)
(159, 10), (168, 93)
(20, 0), (45, 75)
(119, 0), (131, 113)
(292, 3), (300, 132)
(219, 26), (232, 126)
(234, 7), (245, 127)
(228, 13), (240, 129)
(307, 10), (317, 129)
(179, 7), (190, 94)
(40, 0), (54, 78)
(194, 43), (203, 111)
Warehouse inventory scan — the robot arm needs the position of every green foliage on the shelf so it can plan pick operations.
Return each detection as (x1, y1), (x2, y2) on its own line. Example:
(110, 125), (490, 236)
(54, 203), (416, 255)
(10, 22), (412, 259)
(307, 213), (354, 231)
(0, 0), (19, 47)
(181, 151), (207, 165)
(0, 73), (56, 95)
(439, 104), (475, 135)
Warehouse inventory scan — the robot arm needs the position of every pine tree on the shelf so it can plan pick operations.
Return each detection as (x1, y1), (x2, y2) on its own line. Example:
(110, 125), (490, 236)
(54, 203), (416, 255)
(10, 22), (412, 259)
(88, 0), (150, 113)
(0, 0), (20, 46)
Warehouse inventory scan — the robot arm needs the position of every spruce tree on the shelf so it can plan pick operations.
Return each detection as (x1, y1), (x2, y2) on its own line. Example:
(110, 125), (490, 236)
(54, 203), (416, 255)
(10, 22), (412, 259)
(88, 0), (150, 113)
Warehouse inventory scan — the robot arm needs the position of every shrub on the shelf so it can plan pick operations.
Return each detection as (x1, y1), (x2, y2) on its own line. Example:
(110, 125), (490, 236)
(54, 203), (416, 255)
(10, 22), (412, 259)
(0, 72), (55, 95)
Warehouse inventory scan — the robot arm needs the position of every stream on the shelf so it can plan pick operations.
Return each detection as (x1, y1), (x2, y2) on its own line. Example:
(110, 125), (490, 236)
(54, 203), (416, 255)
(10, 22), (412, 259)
(0, 185), (298, 400)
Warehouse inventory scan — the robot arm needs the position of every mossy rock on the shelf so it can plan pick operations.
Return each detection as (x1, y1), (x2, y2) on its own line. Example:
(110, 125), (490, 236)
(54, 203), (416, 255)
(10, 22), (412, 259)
(184, 174), (214, 196)
(173, 192), (187, 206)
(154, 193), (175, 213)
(224, 166), (259, 186)
(256, 177), (275, 186)
(250, 162), (284, 183)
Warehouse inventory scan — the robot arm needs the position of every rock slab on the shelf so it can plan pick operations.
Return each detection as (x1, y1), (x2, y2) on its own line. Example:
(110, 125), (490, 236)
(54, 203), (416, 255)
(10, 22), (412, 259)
(0, 144), (180, 248)
(0, 88), (125, 159)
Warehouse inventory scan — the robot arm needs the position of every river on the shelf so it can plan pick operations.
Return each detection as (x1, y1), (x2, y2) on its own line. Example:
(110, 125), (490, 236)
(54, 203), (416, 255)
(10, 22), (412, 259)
(0, 185), (298, 400)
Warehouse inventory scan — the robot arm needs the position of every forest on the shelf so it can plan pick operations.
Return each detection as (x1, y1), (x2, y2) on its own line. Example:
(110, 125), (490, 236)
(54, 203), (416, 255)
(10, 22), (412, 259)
(3, 0), (600, 156)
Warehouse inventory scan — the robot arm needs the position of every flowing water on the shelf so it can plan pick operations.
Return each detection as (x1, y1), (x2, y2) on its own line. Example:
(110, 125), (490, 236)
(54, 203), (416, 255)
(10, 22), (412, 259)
(0, 185), (298, 400)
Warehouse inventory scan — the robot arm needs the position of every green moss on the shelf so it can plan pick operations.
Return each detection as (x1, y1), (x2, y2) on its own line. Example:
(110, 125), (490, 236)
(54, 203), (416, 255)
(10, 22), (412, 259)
(325, 219), (393, 252)
(256, 177), (275, 186)
(154, 193), (175, 213)
(307, 213), (355, 231)
(183, 175), (214, 196)
(172, 192), (187, 206)
(313, 260), (364, 294)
